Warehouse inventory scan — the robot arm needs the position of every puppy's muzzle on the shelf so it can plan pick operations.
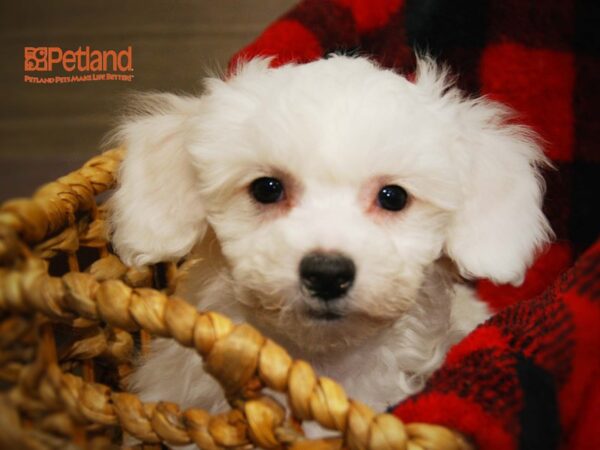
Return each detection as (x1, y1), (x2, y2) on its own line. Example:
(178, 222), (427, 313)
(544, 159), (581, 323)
(299, 252), (355, 301)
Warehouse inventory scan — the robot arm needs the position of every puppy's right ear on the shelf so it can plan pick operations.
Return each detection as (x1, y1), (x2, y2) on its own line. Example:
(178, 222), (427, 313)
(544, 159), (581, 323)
(108, 93), (206, 266)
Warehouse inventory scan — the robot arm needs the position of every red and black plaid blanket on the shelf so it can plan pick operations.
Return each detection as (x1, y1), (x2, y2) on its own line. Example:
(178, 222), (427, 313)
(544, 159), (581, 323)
(229, 1), (599, 448)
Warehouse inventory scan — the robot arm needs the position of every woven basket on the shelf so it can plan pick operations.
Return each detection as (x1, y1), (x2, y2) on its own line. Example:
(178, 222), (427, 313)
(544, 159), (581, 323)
(0, 148), (472, 450)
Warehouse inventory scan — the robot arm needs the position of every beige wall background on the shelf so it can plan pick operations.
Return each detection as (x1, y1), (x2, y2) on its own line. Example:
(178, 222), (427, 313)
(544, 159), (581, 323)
(0, 0), (297, 201)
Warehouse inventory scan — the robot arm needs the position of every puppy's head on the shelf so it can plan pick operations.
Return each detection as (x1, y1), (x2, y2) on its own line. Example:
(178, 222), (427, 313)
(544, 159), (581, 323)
(110, 57), (552, 350)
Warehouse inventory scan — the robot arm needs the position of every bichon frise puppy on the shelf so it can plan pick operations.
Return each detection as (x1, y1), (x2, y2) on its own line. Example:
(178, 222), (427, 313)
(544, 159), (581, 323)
(109, 56), (551, 420)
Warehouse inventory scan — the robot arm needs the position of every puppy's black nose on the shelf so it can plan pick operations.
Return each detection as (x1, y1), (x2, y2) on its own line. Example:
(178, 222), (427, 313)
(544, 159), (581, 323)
(299, 252), (355, 301)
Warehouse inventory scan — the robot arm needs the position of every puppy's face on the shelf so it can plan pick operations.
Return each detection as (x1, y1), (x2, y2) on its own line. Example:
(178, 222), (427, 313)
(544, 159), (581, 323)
(192, 61), (459, 345)
(110, 57), (551, 350)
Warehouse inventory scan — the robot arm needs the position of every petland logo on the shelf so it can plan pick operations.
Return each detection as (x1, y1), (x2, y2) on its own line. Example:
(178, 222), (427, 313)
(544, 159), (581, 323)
(24, 46), (134, 84)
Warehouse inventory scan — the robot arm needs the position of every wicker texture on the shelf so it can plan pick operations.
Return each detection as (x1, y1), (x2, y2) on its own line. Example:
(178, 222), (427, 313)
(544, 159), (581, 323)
(0, 149), (472, 450)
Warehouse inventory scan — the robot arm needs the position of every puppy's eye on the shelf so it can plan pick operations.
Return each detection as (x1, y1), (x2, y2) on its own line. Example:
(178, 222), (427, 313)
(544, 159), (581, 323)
(377, 185), (408, 211)
(250, 177), (284, 204)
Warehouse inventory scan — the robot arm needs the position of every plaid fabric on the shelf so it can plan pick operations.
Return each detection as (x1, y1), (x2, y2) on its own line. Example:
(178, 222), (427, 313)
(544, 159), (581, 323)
(229, 1), (600, 448)
(395, 239), (600, 450)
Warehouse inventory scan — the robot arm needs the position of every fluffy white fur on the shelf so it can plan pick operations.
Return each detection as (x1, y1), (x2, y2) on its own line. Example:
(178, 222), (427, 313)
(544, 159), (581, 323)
(109, 56), (552, 435)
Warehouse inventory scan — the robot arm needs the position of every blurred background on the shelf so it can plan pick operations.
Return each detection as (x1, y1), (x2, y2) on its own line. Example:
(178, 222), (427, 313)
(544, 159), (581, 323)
(0, 0), (297, 201)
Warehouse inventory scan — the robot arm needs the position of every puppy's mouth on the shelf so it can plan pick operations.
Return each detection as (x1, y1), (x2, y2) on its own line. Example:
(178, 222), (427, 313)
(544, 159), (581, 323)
(305, 308), (343, 322)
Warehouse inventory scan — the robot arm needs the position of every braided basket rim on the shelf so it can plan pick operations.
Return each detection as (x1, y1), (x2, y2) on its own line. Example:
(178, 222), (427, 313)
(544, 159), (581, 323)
(0, 148), (473, 450)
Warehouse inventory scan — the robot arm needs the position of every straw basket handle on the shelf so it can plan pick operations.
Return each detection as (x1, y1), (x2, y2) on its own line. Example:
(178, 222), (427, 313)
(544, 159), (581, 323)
(0, 149), (472, 450)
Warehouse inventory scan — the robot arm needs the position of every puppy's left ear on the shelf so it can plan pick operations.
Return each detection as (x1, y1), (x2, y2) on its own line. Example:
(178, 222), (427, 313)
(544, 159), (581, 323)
(441, 91), (553, 285)
(108, 93), (207, 267)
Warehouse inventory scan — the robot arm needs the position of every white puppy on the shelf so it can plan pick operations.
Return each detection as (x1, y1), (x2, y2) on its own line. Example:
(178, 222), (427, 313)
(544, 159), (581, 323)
(109, 56), (551, 423)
